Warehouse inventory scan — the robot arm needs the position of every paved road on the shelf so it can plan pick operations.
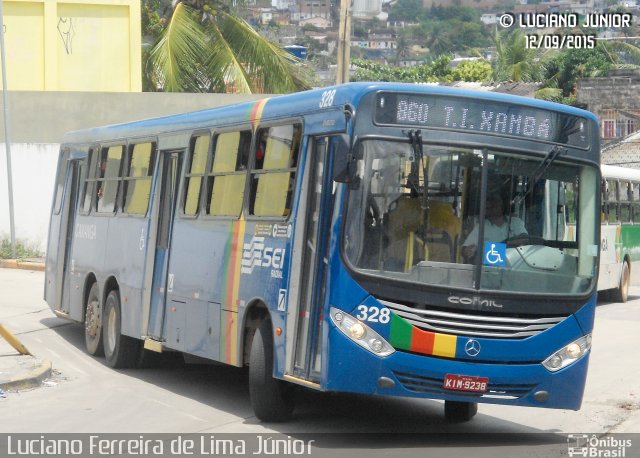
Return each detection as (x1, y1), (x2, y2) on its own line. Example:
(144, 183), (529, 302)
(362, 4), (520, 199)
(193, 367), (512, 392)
(0, 268), (639, 457)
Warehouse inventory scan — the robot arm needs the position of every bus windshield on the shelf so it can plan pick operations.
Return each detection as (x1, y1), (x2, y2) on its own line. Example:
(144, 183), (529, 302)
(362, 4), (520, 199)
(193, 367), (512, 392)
(343, 139), (599, 296)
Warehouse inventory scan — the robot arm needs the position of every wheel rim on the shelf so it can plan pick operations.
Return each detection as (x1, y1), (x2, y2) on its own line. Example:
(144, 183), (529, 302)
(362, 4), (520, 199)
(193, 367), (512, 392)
(86, 299), (100, 337)
(106, 305), (117, 354)
(623, 265), (630, 297)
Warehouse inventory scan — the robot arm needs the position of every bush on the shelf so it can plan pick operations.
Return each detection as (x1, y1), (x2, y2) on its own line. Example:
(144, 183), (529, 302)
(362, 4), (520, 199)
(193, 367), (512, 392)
(0, 236), (43, 259)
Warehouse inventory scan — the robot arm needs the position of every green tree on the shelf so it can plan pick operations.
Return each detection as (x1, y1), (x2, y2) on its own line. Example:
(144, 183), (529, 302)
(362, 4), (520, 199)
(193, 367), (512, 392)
(492, 29), (548, 82)
(145, 1), (312, 93)
(452, 60), (492, 81)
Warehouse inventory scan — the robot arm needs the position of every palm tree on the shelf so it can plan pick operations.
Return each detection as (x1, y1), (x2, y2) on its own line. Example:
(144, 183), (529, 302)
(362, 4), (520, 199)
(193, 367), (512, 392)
(145, 1), (313, 93)
(492, 29), (548, 82)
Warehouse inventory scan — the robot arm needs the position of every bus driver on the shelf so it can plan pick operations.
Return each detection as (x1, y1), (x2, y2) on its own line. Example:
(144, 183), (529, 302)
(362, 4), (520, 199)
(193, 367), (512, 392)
(461, 192), (528, 261)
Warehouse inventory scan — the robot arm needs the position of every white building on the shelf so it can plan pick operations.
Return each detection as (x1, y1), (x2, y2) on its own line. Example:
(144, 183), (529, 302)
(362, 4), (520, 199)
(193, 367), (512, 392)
(353, 0), (383, 18)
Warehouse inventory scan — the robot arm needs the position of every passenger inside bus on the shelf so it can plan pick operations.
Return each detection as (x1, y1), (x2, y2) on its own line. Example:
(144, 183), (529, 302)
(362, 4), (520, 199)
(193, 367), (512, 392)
(461, 191), (527, 262)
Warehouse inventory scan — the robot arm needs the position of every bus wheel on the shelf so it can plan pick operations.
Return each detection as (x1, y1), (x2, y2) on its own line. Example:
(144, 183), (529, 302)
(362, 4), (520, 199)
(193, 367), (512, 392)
(103, 290), (141, 369)
(612, 262), (630, 303)
(84, 283), (104, 356)
(249, 320), (294, 422)
(444, 400), (478, 422)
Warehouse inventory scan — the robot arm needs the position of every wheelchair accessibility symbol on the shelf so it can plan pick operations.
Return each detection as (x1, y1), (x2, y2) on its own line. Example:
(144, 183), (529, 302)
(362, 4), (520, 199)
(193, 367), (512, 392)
(483, 242), (507, 266)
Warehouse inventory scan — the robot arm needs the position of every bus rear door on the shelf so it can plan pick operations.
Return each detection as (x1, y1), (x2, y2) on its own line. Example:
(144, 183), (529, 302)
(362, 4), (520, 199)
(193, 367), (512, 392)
(145, 150), (184, 345)
(48, 155), (83, 315)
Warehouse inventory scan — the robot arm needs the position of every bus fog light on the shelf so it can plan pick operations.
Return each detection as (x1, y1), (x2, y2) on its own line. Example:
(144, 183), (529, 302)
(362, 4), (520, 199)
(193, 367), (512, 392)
(542, 334), (592, 372)
(349, 322), (366, 340)
(330, 307), (395, 357)
(370, 339), (384, 353)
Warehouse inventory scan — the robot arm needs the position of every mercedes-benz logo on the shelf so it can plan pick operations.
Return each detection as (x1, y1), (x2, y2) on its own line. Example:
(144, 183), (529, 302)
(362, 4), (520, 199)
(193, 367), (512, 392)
(464, 339), (481, 357)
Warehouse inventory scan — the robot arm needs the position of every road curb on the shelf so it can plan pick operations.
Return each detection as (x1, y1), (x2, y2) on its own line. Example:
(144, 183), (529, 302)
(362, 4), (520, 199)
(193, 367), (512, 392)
(0, 357), (52, 391)
(0, 259), (45, 272)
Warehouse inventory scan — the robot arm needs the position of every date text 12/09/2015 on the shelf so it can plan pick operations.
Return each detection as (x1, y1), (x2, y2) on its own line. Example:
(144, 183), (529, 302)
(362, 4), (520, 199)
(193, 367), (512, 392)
(525, 34), (596, 50)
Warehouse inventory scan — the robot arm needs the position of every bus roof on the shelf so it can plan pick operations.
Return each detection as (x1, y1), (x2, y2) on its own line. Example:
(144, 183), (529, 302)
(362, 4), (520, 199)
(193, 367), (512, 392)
(601, 164), (640, 181)
(62, 82), (599, 145)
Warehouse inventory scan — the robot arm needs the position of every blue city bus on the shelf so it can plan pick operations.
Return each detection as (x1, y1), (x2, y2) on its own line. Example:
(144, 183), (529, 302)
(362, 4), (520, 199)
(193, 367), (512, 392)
(45, 82), (601, 422)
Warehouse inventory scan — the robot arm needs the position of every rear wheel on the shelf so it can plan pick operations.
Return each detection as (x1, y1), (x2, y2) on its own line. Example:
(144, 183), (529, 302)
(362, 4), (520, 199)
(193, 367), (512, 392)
(84, 283), (104, 356)
(103, 290), (141, 368)
(444, 400), (478, 422)
(249, 320), (294, 422)
(611, 261), (630, 303)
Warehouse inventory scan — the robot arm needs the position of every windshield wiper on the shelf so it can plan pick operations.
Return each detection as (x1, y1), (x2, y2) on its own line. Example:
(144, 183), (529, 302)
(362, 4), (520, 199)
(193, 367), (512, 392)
(512, 145), (566, 207)
(408, 129), (429, 211)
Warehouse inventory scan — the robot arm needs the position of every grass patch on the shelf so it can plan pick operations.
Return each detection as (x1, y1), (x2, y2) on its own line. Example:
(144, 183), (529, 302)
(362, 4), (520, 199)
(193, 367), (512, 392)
(0, 236), (43, 259)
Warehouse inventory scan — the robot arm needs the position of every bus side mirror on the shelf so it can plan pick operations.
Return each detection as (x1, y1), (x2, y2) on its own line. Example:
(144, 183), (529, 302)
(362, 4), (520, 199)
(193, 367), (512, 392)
(332, 134), (351, 183)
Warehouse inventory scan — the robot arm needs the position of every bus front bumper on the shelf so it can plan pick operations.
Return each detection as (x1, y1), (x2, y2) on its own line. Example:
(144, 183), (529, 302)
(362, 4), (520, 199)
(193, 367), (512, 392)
(325, 328), (590, 411)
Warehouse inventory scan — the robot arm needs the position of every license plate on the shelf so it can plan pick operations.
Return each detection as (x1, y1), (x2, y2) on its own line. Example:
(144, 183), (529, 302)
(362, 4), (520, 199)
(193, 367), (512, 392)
(443, 373), (489, 393)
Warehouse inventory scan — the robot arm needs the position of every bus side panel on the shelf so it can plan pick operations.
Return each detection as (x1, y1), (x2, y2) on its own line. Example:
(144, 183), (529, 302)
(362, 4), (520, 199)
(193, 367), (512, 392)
(100, 216), (152, 338)
(598, 224), (622, 291)
(161, 217), (229, 360)
(620, 223), (640, 286)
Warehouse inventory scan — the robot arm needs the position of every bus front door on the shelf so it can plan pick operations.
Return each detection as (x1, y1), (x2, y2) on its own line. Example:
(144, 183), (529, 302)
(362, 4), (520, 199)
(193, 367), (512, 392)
(146, 151), (183, 342)
(290, 137), (333, 383)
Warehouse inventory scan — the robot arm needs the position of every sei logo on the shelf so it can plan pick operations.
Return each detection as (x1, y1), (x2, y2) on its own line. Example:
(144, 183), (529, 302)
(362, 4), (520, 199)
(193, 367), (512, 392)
(241, 236), (286, 275)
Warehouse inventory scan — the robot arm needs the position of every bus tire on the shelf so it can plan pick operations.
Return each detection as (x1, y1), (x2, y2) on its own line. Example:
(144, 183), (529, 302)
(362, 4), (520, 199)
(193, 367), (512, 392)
(612, 261), (630, 303)
(103, 290), (141, 369)
(444, 400), (478, 422)
(249, 320), (294, 422)
(84, 283), (104, 356)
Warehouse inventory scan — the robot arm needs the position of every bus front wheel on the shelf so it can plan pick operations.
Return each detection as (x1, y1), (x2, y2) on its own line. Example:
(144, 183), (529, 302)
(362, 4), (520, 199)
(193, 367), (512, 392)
(84, 283), (104, 356)
(103, 290), (141, 368)
(444, 400), (478, 422)
(249, 320), (294, 422)
(612, 261), (630, 303)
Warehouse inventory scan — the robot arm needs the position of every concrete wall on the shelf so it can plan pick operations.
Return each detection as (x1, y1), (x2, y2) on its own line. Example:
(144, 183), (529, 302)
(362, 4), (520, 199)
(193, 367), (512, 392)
(0, 91), (269, 253)
(3, 0), (142, 92)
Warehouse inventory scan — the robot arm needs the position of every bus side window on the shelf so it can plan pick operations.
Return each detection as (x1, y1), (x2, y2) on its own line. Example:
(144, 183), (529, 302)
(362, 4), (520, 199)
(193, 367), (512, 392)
(249, 124), (301, 217)
(81, 148), (98, 215)
(633, 203), (640, 224)
(96, 145), (124, 213)
(123, 142), (156, 216)
(184, 134), (210, 216)
(607, 179), (619, 223)
(207, 130), (251, 217)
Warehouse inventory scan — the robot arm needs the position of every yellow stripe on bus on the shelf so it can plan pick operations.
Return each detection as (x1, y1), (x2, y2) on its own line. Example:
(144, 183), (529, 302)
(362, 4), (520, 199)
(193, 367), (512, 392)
(433, 333), (457, 358)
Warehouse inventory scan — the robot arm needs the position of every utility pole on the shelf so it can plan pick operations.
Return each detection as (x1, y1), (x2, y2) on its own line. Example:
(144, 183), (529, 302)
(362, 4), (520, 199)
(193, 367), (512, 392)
(336, 0), (351, 84)
(0, 1), (17, 258)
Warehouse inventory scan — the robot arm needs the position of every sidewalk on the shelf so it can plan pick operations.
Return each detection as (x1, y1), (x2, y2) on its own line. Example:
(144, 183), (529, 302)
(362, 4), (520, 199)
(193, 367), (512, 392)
(0, 261), (51, 395)
(0, 258), (45, 272)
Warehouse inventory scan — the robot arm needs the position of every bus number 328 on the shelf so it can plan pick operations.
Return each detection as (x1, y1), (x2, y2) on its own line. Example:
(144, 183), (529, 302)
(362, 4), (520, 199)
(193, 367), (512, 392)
(356, 305), (391, 323)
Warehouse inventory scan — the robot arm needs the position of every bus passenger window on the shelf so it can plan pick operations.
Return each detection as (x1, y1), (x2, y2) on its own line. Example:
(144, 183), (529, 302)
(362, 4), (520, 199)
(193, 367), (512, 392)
(250, 124), (301, 217)
(123, 142), (156, 216)
(207, 130), (251, 216)
(633, 203), (640, 224)
(80, 148), (99, 214)
(184, 135), (209, 216)
(96, 145), (123, 213)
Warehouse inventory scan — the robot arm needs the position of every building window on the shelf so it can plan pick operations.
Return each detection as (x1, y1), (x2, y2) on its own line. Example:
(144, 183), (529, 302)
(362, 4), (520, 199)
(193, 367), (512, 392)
(603, 120), (615, 138)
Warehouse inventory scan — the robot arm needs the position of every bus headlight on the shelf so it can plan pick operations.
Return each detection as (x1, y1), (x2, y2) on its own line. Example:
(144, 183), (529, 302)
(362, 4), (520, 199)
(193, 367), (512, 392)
(542, 334), (592, 372)
(330, 307), (395, 357)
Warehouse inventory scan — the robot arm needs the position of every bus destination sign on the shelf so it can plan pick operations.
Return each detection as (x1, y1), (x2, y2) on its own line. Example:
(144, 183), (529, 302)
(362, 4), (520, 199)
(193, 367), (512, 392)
(374, 92), (589, 148)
